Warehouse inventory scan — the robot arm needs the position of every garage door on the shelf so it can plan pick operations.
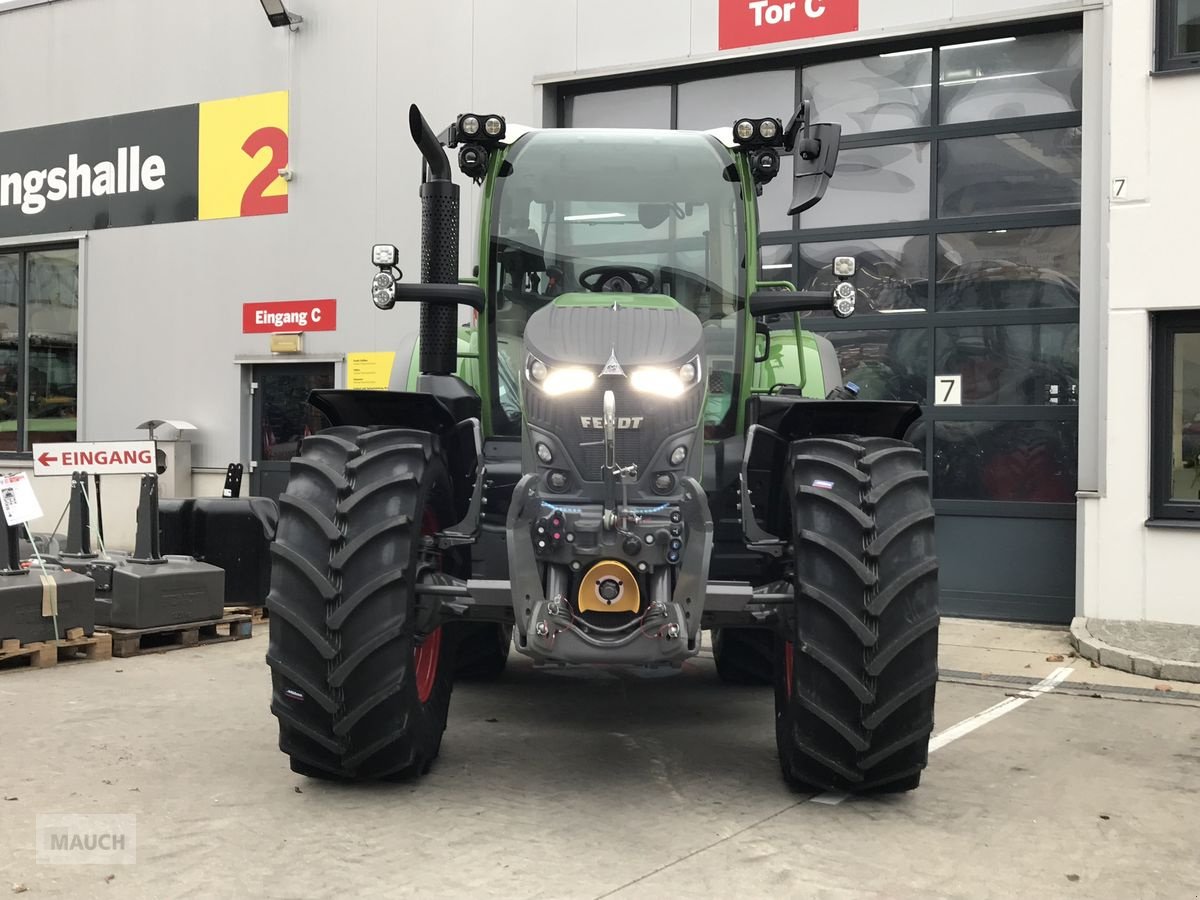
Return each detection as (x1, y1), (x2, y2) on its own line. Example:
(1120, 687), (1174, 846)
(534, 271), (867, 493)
(561, 25), (1083, 623)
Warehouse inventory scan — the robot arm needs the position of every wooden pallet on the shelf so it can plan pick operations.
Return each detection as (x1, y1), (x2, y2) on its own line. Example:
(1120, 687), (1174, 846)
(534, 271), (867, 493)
(225, 605), (268, 624)
(0, 629), (113, 672)
(97, 614), (253, 659)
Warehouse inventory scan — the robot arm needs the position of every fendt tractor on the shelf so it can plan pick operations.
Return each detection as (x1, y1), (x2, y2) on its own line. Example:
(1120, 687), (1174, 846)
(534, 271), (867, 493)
(265, 103), (940, 794)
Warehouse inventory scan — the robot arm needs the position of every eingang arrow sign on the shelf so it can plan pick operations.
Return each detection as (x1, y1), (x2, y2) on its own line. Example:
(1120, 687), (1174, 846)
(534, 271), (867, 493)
(32, 441), (158, 477)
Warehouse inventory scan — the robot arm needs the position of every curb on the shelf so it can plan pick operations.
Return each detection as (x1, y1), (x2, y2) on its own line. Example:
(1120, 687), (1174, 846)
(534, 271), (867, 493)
(1070, 617), (1200, 684)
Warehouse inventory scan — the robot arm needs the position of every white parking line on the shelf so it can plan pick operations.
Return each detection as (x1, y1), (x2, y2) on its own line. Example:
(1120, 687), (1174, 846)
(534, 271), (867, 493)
(811, 665), (1075, 806)
(927, 666), (1074, 752)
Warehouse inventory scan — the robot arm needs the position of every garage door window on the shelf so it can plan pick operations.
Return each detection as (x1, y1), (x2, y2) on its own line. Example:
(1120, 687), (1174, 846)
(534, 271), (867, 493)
(1152, 312), (1200, 521)
(0, 244), (79, 454)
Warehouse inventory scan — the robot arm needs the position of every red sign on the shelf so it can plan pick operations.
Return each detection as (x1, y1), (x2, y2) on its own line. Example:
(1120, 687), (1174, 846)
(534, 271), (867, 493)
(242, 299), (337, 334)
(719, 0), (858, 50)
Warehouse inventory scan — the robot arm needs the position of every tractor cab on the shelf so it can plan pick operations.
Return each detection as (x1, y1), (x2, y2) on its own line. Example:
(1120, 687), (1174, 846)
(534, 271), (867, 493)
(487, 129), (745, 437)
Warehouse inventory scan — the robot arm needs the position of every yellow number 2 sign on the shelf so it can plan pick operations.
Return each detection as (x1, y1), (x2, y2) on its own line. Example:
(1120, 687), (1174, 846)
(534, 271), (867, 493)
(198, 91), (289, 220)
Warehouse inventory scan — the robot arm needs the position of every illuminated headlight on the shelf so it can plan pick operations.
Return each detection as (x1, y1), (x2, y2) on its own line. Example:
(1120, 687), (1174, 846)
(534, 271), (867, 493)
(461, 115), (480, 136)
(759, 119), (778, 140)
(834, 256), (857, 277)
(485, 116), (504, 136)
(631, 355), (701, 398)
(542, 367), (596, 396)
(529, 358), (548, 383)
(372, 271), (396, 309)
(735, 120), (756, 142)
(536, 442), (554, 464)
(630, 367), (686, 398)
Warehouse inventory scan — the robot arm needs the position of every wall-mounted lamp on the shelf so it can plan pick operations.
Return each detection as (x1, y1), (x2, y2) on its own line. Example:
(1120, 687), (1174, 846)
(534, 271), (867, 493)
(259, 0), (302, 30)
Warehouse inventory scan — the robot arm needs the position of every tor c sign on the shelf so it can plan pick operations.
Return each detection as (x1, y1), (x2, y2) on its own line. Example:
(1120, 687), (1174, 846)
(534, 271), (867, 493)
(242, 299), (337, 334)
(719, 0), (858, 50)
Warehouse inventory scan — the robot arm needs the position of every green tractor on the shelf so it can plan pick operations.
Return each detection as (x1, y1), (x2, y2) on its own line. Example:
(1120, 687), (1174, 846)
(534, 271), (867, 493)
(266, 104), (940, 794)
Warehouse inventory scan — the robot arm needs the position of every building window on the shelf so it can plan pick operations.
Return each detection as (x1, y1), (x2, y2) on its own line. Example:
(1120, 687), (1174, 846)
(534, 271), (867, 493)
(0, 244), (79, 453)
(1157, 0), (1200, 72)
(1152, 312), (1200, 521)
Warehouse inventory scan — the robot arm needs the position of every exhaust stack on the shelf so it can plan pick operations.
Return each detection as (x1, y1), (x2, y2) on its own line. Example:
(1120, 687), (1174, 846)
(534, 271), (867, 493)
(409, 104), (459, 377)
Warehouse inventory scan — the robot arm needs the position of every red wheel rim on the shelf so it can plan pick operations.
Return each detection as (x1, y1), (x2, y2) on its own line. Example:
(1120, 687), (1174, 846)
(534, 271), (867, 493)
(784, 640), (794, 700)
(415, 507), (442, 705)
(414, 626), (442, 704)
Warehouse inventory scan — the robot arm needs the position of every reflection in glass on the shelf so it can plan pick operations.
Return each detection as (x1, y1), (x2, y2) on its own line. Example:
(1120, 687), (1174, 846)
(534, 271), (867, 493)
(938, 128), (1081, 218)
(260, 367), (334, 462)
(565, 86), (671, 128)
(25, 249), (79, 447)
(0, 255), (17, 452)
(799, 235), (928, 315)
(759, 244), (795, 283)
(758, 153), (795, 233)
(678, 70), (795, 131)
(936, 324), (1079, 406)
(938, 226), (1081, 311)
(934, 420), (1077, 502)
(799, 142), (930, 229)
(940, 32), (1083, 124)
(1178, 0), (1200, 56)
(822, 328), (928, 402)
(1170, 331), (1200, 500)
(803, 51), (932, 135)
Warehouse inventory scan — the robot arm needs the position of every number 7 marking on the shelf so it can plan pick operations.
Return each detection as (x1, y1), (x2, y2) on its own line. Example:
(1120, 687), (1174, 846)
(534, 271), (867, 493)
(935, 375), (962, 406)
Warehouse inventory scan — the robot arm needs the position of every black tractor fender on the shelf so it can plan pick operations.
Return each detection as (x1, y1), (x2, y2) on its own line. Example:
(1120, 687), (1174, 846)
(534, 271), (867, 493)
(308, 387), (484, 532)
(739, 394), (924, 555)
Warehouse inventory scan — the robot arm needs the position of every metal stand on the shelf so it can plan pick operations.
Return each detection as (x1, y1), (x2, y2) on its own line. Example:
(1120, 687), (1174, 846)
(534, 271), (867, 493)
(61, 471), (96, 559)
(129, 474), (166, 565)
(0, 508), (24, 576)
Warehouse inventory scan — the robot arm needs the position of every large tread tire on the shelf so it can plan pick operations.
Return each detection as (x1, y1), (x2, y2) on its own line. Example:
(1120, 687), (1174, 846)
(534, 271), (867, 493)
(776, 436), (939, 794)
(712, 628), (775, 685)
(452, 623), (512, 681)
(266, 426), (460, 781)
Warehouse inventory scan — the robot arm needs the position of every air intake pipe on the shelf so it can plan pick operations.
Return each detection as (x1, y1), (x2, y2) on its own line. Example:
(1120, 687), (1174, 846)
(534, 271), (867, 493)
(409, 104), (459, 377)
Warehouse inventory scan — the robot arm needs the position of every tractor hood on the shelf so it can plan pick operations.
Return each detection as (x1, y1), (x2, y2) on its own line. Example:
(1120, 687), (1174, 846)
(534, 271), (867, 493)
(523, 293), (704, 369)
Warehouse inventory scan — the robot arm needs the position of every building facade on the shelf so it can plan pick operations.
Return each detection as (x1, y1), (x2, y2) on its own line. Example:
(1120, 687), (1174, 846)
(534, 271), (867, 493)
(0, 0), (1196, 624)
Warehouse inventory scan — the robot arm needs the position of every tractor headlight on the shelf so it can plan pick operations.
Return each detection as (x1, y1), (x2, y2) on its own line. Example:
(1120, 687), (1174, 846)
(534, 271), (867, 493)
(527, 355), (596, 396)
(631, 367), (685, 398)
(759, 119), (778, 140)
(542, 368), (595, 396)
(630, 355), (701, 398)
(735, 120), (756, 142)
(484, 116), (504, 137)
(372, 271), (396, 309)
(460, 115), (480, 136)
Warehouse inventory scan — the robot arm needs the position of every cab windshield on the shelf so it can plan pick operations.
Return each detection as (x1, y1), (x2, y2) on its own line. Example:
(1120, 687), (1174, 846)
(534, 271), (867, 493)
(488, 129), (745, 436)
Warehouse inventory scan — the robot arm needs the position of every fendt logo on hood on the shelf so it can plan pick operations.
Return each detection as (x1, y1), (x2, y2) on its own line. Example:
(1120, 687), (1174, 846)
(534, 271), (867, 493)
(580, 416), (644, 430)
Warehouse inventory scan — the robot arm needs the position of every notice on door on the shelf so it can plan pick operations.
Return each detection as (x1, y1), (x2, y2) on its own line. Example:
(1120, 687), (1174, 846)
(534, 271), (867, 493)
(719, 0), (858, 50)
(347, 352), (396, 390)
(32, 441), (158, 477)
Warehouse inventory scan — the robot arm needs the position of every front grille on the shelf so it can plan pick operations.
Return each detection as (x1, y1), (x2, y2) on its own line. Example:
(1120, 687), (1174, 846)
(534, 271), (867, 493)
(526, 377), (702, 481)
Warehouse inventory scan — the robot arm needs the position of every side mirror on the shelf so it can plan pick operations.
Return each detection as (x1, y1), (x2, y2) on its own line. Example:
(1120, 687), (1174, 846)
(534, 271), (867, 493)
(788, 123), (842, 216)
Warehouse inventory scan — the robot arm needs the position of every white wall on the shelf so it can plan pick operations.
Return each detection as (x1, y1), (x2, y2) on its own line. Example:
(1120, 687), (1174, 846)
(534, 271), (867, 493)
(1079, 0), (1200, 625)
(5, 0), (1143, 588)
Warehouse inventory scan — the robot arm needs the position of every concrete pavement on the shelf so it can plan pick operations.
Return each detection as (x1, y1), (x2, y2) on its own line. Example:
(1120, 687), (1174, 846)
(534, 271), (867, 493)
(1, 620), (1199, 899)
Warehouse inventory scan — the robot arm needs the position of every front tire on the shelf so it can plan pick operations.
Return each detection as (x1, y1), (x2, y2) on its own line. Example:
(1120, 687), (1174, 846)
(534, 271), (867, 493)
(775, 436), (939, 794)
(266, 426), (459, 781)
